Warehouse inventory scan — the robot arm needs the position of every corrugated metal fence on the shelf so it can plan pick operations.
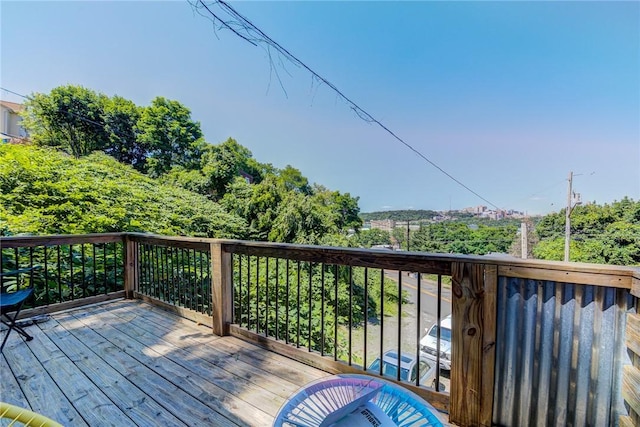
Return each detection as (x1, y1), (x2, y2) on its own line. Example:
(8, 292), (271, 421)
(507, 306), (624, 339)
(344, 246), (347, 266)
(493, 277), (635, 426)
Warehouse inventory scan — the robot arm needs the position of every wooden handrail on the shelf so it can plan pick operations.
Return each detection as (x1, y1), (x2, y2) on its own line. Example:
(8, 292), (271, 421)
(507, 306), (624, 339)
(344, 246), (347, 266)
(3, 233), (637, 290)
(0, 233), (125, 248)
(2, 232), (639, 427)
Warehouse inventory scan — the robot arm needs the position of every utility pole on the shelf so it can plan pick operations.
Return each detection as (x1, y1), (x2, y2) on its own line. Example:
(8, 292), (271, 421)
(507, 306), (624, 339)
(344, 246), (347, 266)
(564, 171), (582, 262)
(406, 220), (410, 251)
(521, 222), (528, 259)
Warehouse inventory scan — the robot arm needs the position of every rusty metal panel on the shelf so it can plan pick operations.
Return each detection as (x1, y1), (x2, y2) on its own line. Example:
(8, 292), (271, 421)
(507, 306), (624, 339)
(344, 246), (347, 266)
(493, 277), (634, 427)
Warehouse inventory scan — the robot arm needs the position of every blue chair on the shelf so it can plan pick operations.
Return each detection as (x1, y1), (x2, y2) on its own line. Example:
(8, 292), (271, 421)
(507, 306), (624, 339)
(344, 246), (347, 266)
(274, 373), (444, 426)
(0, 267), (37, 352)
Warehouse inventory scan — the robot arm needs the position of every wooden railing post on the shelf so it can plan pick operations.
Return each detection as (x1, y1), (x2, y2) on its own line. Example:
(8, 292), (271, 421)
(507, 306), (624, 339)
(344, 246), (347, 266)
(123, 234), (136, 299)
(211, 242), (232, 336)
(620, 277), (639, 427)
(450, 262), (498, 427)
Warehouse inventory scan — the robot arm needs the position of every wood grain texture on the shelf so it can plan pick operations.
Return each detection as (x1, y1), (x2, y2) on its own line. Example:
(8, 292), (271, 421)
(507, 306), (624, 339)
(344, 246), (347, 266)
(622, 364), (640, 418)
(222, 242), (452, 275)
(3, 299), (341, 426)
(27, 319), (135, 426)
(0, 348), (30, 408)
(126, 233), (211, 251)
(123, 237), (137, 298)
(498, 265), (634, 289)
(0, 233), (124, 248)
(618, 415), (636, 427)
(622, 309), (640, 422)
(627, 313), (640, 359)
(16, 291), (126, 320)
(97, 301), (310, 400)
(1, 325), (88, 426)
(211, 242), (232, 336)
(632, 275), (640, 298)
(480, 265), (497, 426)
(450, 262), (494, 427)
(62, 307), (270, 425)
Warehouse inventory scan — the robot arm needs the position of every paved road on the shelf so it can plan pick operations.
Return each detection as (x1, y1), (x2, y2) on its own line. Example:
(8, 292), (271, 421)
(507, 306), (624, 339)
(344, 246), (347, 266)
(387, 271), (453, 334)
(356, 271), (451, 364)
(348, 271), (452, 389)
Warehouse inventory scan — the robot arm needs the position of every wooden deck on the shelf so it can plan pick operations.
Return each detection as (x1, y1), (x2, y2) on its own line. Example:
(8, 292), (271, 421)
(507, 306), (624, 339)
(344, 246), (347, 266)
(1, 299), (331, 426)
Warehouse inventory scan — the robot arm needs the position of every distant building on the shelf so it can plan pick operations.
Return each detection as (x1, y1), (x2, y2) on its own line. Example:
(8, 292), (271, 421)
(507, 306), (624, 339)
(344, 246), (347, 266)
(370, 219), (395, 233)
(474, 205), (487, 215)
(0, 100), (28, 143)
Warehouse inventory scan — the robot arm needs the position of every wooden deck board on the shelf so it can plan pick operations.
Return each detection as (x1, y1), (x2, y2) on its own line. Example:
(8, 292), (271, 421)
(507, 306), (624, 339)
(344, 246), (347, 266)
(0, 300), (331, 426)
(38, 314), (186, 427)
(64, 306), (275, 425)
(101, 300), (322, 398)
(83, 308), (288, 412)
(25, 320), (133, 427)
(0, 351), (29, 409)
(2, 325), (88, 426)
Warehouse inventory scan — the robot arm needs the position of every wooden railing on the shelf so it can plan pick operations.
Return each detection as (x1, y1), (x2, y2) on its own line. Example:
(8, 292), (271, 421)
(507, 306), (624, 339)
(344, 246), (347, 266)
(0, 234), (126, 315)
(621, 297), (640, 427)
(2, 232), (639, 427)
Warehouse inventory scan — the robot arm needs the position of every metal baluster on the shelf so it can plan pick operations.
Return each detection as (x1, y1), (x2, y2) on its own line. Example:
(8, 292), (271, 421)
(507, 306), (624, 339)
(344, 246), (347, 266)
(308, 262), (312, 352)
(321, 264), (325, 356)
(81, 244), (86, 298)
(364, 268), (369, 370)
(296, 261), (301, 348)
(379, 269), (384, 377)
(397, 270), (402, 382)
(334, 264), (338, 361)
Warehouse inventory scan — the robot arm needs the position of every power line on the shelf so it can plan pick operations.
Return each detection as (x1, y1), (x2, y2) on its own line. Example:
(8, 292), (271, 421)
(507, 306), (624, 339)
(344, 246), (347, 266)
(190, 0), (502, 210)
(1, 87), (131, 143)
(1, 87), (26, 99)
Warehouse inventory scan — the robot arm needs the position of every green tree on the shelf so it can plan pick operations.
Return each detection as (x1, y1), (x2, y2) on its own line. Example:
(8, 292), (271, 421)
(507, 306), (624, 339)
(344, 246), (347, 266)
(352, 228), (392, 248)
(533, 198), (640, 265)
(102, 96), (145, 170)
(278, 165), (311, 195)
(0, 145), (246, 238)
(137, 97), (205, 176)
(21, 85), (109, 157)
(163, 138), (270, 201)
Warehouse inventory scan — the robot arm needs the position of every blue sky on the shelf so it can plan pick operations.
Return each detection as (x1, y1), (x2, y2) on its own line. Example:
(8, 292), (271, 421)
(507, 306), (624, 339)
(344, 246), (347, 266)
(1, 1), (638, 215)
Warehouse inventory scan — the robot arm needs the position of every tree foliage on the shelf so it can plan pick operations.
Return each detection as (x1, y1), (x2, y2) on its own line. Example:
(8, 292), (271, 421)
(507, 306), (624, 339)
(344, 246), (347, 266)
(0, 145), (245, 237)
(360, 209), (439, 222)
(21, 86), (205, 176)
(102, 96), (145, 170)
(21, 85), (109, 157)
(533, 198), (640, 265)
(410, 222), (518, 255)
(17, 85), (361, 244)
(137, 96), (205, 176)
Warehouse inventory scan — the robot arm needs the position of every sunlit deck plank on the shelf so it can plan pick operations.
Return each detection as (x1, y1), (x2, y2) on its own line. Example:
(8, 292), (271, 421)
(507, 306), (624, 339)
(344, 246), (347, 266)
(41, 313), (193, 427)
(1, 300), (331, 426)
(0, 349), (30, 409)
(103, 300), (327, 397)
(80, 303), (294, 408)
(2, 325), (88, 426)
(63, 305), (275, 425)
(25, 319), (133, 426)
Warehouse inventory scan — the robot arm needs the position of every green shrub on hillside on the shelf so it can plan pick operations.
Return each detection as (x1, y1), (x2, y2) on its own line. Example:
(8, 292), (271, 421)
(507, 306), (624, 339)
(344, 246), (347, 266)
(0, 145), (246, 237)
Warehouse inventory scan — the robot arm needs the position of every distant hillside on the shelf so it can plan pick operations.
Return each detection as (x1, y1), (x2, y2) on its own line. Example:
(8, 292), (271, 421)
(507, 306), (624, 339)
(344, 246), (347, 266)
(360, 210), (439, 222)
(0, 144), (246, 237)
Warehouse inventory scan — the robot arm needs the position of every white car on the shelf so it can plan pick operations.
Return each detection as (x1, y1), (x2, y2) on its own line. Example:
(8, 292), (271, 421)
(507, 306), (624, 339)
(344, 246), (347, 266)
(420, 315), (452, 370)
(368, 350), (442, 389)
